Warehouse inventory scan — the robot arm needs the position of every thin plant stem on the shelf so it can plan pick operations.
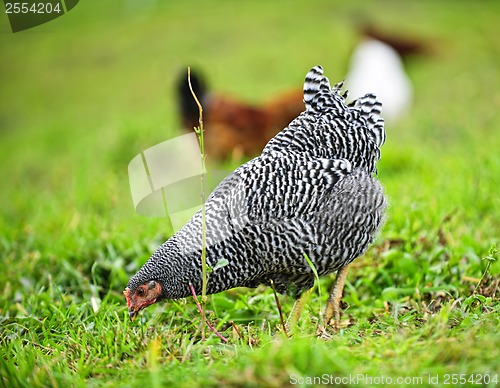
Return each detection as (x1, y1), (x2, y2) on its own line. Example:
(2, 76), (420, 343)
(187, 66), (208, 341)
(473, 244), (497, 295)
(473, 260), (493, 296)
(270, 280), (288, 337)
(303, 253), (323, 323)
(230, 321), (245, 342)
(189, 284), (228, 342)
(465, 244), (497, 313)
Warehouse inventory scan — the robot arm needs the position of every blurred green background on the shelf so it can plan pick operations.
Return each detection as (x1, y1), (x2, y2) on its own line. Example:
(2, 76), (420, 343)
(1, 1), (499, 386)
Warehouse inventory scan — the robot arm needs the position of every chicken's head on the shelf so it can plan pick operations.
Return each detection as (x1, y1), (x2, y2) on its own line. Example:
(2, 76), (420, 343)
(123, 280), (162, 322)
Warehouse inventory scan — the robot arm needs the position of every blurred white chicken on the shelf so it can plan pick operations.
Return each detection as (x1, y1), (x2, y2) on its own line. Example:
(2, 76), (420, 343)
(346, 38), (413, 124)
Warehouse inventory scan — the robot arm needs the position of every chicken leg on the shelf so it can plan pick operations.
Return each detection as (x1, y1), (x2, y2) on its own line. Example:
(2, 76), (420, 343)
(324, 263), (351, 330)
(286, 288), (313, 328)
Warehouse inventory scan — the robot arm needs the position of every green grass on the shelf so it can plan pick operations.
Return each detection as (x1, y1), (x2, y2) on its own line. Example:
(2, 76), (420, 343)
(1, 1), (500, 386)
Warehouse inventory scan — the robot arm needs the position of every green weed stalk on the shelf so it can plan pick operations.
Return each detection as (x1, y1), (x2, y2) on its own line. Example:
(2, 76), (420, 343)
(187, 66), (208, 341)
(304, 253), (322, 321)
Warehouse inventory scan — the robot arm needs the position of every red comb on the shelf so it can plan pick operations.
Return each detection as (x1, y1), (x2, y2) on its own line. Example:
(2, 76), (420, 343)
(123, 288), (132, 308)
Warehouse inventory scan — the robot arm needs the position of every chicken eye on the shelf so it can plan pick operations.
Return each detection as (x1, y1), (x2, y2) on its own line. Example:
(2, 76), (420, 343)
(148, 281), (156, 290)
(136, 288), (146, 297)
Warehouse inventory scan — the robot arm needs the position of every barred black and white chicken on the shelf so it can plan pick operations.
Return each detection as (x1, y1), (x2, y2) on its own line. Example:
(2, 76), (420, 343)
(125, 66), (387, 329)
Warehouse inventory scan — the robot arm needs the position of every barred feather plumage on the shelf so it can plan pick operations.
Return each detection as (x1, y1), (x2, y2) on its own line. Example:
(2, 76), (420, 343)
(126, 65), (387, 311)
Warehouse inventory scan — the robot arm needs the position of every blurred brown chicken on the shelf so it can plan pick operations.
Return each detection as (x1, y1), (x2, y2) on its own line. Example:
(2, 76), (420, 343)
(177, 69), (304, 161)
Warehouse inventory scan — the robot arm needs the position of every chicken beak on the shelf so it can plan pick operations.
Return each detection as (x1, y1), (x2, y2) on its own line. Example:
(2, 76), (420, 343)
(129, 309), (138, 322)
